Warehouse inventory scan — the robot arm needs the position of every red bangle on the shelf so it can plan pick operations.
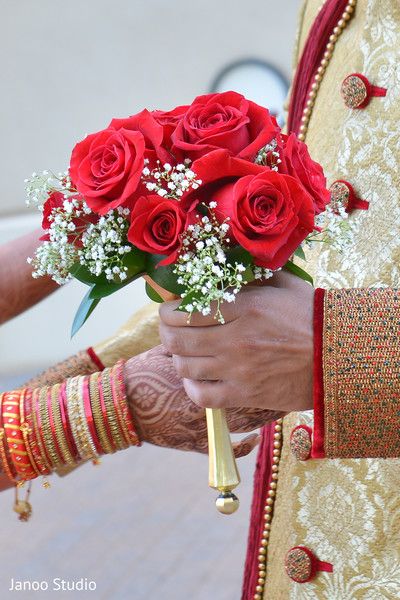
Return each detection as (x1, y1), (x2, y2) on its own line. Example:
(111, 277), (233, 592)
(3, 391), (33, 480)
(0, 392), (18, 482)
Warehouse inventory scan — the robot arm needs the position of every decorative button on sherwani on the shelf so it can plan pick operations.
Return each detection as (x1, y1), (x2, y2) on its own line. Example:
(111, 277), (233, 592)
(340, 73), (387, 109)
(290, 425), (312, 461)
(329, 180), (369, 214)
(285, 546), (334, 584)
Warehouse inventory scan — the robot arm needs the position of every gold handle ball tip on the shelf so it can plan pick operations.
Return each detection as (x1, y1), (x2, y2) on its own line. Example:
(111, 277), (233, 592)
(215, 492), (240, 515)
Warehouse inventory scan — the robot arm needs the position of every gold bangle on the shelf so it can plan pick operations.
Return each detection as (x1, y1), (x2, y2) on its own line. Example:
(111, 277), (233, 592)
(66, 377), (97, 461)
(51, 384), (76, 466)
(108, 363), (132, 447)
(39, 387), (62, 470)
(89, 373), (114, 455)
(77, 376), (98, 460)
(102, 369), (128, 451)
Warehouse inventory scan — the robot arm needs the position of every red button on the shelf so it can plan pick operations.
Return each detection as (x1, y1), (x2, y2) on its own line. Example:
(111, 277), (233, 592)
(290, 425), (312, 461)
(341, 73), (387, 109)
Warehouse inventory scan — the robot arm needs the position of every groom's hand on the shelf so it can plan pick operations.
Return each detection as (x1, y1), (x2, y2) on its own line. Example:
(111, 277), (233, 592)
(159, 271), (314, 413)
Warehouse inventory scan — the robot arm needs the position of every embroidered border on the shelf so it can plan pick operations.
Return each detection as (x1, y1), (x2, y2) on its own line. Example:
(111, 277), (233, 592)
(323, 288), (400, 458)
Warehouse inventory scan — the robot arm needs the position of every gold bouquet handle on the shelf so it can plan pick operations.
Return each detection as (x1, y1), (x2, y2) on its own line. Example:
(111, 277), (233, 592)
(144, 276), (241, 514)
(206, 407), (240, 515)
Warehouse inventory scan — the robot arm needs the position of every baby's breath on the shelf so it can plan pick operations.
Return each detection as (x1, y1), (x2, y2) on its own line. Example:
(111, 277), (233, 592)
(255, 138), (281, 171)
(79, 208), (131, 281)
(25, 170), (74, 209)
(307, 204), (357, 252)
(141, 159), (202, 200)
(174, 206), (252, 323)
(26, 170), (132, 284)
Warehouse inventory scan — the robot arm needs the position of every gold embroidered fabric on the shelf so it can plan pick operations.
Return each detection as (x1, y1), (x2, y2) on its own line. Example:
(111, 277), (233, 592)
(24, 350), (98, 389)
(93, 302), (160, 367)
(262, 0), (400, 598)
(323, 288), (400, 459)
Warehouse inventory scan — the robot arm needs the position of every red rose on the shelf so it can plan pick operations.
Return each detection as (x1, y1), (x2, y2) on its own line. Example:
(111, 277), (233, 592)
(70, 110), (173, 216)
(40, 191), (96, 245)
(42, 191), (64, 230)
(152, 105), (188, 148)
(109, 109), (171, 165)
(172, 91), (279, 161)
(280, 133), (330, 215)
(70, 127), (145, 215)
(128, 195), (194, 265)
(213, 170), (315, 270)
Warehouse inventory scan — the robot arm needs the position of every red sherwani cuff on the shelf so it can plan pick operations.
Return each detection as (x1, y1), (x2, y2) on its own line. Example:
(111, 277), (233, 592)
(312, 288), (400, 459)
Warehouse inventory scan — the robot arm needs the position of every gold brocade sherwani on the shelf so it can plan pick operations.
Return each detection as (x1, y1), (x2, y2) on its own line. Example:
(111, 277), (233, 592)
(261, 0), (400, 598)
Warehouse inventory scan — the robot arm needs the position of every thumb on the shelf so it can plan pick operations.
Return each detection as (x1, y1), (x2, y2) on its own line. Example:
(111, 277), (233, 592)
(233, 433), (261, 458)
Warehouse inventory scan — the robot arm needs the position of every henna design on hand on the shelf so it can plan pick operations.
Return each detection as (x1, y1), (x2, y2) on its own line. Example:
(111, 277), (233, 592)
(124, 345), (284, 456)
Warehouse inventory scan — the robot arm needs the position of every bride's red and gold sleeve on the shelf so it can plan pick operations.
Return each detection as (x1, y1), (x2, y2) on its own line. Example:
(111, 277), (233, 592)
(312, 287), (400, 458)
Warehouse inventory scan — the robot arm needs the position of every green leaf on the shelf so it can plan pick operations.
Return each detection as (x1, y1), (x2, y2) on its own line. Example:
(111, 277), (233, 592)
(122, 247), (147, 277)
(70, 247), (146, 288)
(294, 246), (306, 261)
(145, 281), (164, 303)
(284, 260), (314, 285)
(70, 263), (108, 286)
(225, 246), (253, 267)
(145, 254), (185, 296)
(71, 287), (101, 337)
(88, 271), (144, 299)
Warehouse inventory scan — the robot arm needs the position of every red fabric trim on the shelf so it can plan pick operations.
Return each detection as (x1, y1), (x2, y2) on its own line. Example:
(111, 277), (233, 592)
(86, 347), (105, 371)
(287, 0), (350, 135)
(312, 288), (326, 458)
(241, 423), (275, 600)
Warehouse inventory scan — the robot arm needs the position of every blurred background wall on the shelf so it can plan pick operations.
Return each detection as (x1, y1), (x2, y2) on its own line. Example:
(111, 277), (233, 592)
(0, 2), (301, 599)
(0, 0), (300, 384)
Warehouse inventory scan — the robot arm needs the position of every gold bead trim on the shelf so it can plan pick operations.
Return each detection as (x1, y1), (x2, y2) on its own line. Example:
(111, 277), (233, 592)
(253, 419), (283, 600)
(298, 0), (357, 142)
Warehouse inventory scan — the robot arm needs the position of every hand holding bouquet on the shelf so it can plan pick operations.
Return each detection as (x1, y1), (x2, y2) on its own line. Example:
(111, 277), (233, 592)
(26, 91), (352, 512)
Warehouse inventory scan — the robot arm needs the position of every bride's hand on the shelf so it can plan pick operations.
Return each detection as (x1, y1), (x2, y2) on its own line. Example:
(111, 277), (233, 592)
(124, 345), (283, 456)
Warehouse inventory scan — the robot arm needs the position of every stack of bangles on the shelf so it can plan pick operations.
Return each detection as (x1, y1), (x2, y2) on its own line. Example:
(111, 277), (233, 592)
(0, 360), (140, 521)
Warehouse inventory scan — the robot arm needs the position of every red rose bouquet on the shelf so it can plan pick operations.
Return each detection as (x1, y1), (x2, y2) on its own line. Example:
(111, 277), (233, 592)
(25, 92), (353, 513)
(26, 91), (349, 333)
